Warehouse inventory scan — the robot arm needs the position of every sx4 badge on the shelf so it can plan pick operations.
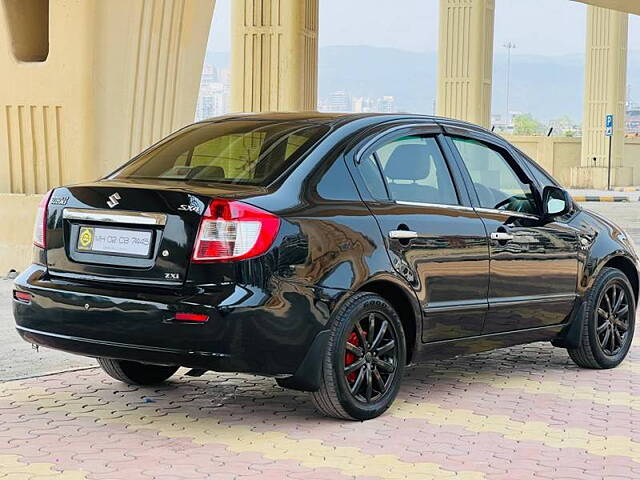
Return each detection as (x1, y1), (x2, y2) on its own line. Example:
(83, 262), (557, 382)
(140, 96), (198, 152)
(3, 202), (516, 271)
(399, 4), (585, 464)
(50, 196), (69, 206)
(178, 204), (199, 213)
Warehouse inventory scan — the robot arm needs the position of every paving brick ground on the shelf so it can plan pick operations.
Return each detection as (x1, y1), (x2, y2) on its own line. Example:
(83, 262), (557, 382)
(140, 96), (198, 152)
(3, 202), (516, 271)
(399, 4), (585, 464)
(1, 328), (639, 479)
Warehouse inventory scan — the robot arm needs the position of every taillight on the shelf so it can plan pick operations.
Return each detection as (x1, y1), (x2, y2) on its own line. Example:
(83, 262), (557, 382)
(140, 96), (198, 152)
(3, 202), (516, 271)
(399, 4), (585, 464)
(33, 189), (53, 248)
(13, 291), (32, 304)
(192, 199), (280, 262)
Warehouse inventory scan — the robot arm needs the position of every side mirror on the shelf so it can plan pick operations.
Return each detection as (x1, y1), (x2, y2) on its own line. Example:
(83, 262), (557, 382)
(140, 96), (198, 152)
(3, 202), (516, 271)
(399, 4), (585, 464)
(542, 186), (571, 218)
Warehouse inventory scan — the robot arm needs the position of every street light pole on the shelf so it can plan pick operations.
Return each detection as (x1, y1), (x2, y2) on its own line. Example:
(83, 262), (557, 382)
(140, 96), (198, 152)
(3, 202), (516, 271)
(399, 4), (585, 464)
(504, 41), (516, 127)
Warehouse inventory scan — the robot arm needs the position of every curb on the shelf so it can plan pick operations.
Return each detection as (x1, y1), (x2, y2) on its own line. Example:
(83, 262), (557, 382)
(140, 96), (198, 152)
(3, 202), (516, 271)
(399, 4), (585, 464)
(613, 187), (640, 192)
(573, 195), (631, 202)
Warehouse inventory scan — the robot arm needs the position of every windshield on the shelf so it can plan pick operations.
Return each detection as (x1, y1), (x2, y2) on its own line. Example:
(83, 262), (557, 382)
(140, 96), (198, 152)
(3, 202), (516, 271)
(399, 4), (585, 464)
(110, 120), (329, 185)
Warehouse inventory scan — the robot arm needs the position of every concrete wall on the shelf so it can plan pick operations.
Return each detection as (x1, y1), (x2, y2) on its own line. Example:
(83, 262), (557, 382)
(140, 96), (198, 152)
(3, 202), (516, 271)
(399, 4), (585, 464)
(505, 136), (582, 188)
(507, 135), (639, 189)
(624, 138), (640, 185)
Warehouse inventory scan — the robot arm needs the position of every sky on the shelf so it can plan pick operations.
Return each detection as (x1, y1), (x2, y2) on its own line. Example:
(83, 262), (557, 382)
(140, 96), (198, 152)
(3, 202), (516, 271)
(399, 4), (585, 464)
(208, 0), (640, 55)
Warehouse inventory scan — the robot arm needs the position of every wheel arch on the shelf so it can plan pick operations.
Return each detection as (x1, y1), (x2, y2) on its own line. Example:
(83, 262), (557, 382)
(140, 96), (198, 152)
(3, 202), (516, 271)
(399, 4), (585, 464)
(356, 277), (420, 364)
(554, 253), (638, 350)
(601, 255), (639, 303)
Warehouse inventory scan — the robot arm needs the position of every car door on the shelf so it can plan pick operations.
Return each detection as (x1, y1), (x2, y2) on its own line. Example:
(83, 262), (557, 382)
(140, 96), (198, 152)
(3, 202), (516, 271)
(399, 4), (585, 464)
(444, 129), (580, 333)
(352, 125), (490, 342)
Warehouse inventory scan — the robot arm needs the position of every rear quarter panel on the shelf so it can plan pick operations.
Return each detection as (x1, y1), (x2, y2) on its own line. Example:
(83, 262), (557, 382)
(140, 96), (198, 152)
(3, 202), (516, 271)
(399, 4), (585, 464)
(259, 152), (399, 292)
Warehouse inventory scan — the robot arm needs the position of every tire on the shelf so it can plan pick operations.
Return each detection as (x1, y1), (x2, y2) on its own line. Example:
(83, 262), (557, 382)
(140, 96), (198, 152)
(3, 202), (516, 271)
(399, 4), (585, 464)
(568, 267), (636, 369)
(311, 292), (406, 420)
(97, 358), (179, 385)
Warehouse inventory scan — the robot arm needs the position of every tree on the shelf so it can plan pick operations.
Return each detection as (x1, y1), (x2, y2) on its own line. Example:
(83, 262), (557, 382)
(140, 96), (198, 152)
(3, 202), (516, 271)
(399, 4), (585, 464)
(552, 115), (574, 128)
(512, 113), (544, 136)
(550, 115), (579, 137)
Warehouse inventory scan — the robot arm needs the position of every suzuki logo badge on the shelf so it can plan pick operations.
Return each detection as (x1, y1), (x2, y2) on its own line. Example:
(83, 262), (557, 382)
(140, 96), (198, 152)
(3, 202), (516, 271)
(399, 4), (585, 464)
(107, 192), (121, 208)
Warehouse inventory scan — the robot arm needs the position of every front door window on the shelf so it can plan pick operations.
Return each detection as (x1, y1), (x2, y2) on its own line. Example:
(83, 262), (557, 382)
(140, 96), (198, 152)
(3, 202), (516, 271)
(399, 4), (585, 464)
(451, 137), (537, 215)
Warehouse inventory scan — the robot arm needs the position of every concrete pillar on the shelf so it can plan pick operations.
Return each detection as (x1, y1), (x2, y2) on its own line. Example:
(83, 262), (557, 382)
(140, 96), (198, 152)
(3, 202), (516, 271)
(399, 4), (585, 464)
(230, 0), (319, 112)
(0, 0), (213, 272)
(436, 0), (495, 128)
(572, 6), (629, 188)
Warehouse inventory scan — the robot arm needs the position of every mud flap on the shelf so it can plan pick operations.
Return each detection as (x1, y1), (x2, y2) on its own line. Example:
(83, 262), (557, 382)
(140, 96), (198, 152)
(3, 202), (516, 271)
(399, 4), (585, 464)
(551, 299), (586, 349)
(275, 330), (330, 392)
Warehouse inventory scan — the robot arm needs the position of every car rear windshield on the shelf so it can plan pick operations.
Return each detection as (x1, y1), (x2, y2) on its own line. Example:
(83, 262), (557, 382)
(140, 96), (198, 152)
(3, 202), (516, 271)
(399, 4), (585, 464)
(110, 120), (329, 185)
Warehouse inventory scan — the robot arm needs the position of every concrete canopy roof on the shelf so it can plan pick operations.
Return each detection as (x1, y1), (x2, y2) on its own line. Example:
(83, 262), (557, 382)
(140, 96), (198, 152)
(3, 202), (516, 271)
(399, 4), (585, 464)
(574, 0), (640, 15)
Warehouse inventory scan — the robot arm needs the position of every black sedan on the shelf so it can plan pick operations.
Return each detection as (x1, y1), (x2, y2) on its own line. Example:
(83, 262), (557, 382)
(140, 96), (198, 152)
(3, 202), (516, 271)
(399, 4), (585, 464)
(13, 113), (638, 420)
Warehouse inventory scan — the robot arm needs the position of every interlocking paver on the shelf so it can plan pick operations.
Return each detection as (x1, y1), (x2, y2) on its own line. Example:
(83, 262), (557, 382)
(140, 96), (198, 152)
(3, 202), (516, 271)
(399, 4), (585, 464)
(1, 327), (639, 479)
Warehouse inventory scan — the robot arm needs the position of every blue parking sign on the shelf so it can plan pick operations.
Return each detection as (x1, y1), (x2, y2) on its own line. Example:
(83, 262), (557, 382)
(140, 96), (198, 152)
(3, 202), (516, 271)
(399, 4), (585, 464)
(605, 114), (613, 136)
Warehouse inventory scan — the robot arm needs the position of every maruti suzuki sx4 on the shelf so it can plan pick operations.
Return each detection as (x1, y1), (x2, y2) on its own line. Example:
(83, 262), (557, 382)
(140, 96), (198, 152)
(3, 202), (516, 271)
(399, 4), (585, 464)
(13, 113), (638, 420)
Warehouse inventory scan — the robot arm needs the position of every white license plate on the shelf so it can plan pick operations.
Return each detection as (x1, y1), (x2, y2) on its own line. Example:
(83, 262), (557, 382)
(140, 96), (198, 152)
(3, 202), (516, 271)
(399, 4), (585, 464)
(77, 226), (152, 257)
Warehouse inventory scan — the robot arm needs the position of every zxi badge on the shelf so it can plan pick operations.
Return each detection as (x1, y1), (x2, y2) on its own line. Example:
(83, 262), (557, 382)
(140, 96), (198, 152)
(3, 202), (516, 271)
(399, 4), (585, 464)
(107, 192), (121, 208)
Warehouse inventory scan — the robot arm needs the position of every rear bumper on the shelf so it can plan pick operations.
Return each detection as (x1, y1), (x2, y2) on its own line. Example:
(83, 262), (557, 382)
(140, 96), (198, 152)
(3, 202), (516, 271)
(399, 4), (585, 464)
(16, 325), (231, 369)
(13, 265), (344, 379)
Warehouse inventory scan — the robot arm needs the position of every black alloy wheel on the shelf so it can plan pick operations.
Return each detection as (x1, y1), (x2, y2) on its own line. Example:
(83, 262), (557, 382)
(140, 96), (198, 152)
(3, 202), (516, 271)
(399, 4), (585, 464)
(568, 267), (636, 369)
(343, 311), (398, 403)
(312, 292), (406, 420)
(595, 282), (630, 356)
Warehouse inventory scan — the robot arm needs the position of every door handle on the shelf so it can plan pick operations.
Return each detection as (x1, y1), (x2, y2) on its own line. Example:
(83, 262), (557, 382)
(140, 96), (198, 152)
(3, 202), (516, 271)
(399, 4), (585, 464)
(389, 230), (418, 240)
(490, 232), (514, 242)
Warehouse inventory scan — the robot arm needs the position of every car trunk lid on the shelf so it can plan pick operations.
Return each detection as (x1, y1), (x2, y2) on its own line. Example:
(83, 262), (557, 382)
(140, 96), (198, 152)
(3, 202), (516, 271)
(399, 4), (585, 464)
(45, 179), (269, 287)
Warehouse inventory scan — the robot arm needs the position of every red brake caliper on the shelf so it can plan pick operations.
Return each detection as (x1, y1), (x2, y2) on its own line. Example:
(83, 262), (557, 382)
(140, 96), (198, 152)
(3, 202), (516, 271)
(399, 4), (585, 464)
(345, 332), (360, 382)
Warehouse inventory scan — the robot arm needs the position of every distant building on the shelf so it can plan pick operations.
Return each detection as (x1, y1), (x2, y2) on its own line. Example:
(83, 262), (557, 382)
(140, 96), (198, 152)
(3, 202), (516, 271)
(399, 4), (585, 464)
(320, 92), (397, 113)
(378, 96), (396, 113)
(626, 105), (640, 136)
(491, 113), (512, 133)
(217, 67), (231, 86)
(195, 64), (230, 120)
(200, 64), (218, 88)
(352, 96), (376, 113)
(319, 90), (352, 112)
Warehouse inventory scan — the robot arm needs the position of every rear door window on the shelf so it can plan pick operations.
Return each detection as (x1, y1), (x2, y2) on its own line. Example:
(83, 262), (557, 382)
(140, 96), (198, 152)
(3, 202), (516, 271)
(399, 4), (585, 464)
(358, 135), (459, 205)
(358, 153), (389, 200)
(111, 121), (329, 185)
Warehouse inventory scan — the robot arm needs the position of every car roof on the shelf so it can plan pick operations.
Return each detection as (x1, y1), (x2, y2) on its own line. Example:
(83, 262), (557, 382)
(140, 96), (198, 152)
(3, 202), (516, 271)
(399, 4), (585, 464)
(198, 111), (492, 135)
